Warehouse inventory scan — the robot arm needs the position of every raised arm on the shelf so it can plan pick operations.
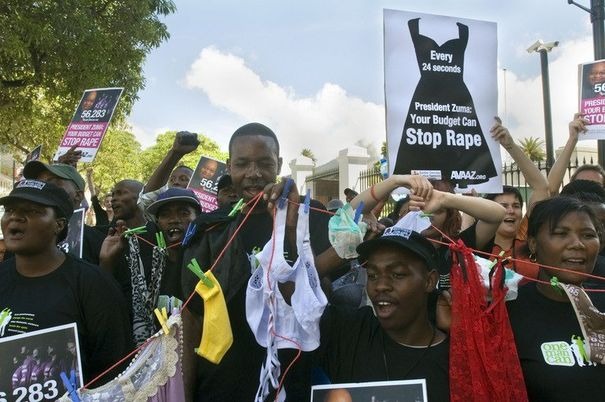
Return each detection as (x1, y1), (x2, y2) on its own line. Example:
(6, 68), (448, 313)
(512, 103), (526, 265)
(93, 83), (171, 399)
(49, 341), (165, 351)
(411, 189), (505, 249)
(491, 117), (548, 214)
(87, 168), (109, 228)
(547, 114), (588, 195)
(144, 131), (199, 192)
(350, 174), (433, 213)
(86, 168), (97, 197)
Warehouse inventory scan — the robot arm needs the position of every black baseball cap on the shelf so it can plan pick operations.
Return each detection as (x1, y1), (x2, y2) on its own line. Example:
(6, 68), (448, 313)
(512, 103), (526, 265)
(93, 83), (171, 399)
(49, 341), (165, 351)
(146, 187), (201, 216)
(356, 227), (437, 269)
(23, 161), (86, 191)
(0, 179), (74, 220)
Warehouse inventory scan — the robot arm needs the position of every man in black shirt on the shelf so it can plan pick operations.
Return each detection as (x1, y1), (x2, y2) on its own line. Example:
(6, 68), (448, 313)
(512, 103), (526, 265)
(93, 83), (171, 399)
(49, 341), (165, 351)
(181, 123), (338, 401)
(100, 180), (161, 346)
(318, 227), (449, 401)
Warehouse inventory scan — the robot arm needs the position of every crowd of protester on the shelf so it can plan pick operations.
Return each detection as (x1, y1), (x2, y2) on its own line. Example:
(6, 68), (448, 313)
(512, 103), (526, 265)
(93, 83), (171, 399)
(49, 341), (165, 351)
(0, 115), (604, 401)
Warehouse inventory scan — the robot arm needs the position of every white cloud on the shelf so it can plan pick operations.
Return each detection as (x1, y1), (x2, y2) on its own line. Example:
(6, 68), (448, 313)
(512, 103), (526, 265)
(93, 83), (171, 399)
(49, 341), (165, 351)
(128, 122), (173, 149)
(184, 40), (599, 172)
(499, 35), (597, 152)
(184, 47), (385, 168)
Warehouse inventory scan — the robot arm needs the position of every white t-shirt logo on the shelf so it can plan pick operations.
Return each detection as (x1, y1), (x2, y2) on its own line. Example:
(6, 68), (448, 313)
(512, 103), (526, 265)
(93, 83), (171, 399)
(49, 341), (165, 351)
(541, 337), (597, 367)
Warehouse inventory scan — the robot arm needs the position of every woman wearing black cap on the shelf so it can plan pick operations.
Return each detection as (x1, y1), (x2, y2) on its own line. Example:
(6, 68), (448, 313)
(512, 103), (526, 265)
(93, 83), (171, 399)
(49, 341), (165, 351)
(0, 180), (132, 385)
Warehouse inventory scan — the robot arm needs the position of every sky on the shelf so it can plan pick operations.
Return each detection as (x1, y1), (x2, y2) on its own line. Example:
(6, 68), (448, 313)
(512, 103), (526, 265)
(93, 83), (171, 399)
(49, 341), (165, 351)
(128, 0), (600, 173)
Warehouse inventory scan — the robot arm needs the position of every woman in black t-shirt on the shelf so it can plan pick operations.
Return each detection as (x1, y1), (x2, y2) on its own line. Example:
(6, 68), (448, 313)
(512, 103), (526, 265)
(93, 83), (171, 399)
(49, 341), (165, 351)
(507, 197), (605, 401)
(0, 180), (132, 385)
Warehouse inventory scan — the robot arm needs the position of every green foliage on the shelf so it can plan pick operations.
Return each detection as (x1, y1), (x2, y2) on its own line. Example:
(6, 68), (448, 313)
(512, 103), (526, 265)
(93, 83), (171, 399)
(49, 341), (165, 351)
(518, 136), (546, 162)
(139, 131), (228, 182)
(301, 148), (317, 165)
(0, 0), (176, 159)
(86, 127), (143, 194)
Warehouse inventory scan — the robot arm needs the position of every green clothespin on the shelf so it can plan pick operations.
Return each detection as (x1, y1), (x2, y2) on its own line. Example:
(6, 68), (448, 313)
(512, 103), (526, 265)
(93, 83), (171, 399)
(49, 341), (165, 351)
(123, 225), (147, 238)
(155, 232), (167, 249)
(228, 198), (245, 217)
(487, 251), (505, 270)
(550, 276), (564, 295)
(187, 258), (214, 288)
(419, 212), (434, 218)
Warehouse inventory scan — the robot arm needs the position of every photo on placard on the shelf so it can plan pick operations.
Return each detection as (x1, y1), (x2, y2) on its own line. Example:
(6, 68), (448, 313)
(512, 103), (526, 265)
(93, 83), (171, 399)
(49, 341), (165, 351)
(187, 156), (228, 213)
(578, 59), (605, 140)
(0, 323), (83, 402)
(311, 379), (427, 402)
(25, 145), (42, 164)
(54, 87), (124, 163)
(57, 208), (85, 258)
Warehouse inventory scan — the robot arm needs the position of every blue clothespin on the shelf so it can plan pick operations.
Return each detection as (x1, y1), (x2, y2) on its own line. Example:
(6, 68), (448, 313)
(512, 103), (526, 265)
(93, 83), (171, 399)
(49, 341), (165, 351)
(187, 258), (214, 288)
(228, 198), (245, 217)
(182, 223), (197, 247)
(60, 370), (80, 402)
(123, 225), (147, 238)
(303, 189), (311, 213)
(278, 178), (294, 209)
(353, 201), (364, 224)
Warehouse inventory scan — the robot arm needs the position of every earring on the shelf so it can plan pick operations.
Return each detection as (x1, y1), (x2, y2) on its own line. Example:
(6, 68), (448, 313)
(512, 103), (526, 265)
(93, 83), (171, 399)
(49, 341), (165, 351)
(529, 252), (537, 263)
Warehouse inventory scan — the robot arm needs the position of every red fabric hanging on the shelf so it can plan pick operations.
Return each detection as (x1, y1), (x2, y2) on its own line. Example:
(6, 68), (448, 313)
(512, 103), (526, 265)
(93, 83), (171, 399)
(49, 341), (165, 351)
(449, 239), (528, 402)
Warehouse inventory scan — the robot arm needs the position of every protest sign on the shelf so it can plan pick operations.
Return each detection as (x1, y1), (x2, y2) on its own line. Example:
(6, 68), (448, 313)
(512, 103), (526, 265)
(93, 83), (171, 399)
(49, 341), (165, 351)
(54, 88), (123, 163)
(187, 156), (227, 212)
(578, 60), (605, 140)
(0, 323), (83, 402)
(311, 379), (427, 402)
(384, 9), (501, 193)
(24, 146), (42, 164)
(57, 209), (85, 258)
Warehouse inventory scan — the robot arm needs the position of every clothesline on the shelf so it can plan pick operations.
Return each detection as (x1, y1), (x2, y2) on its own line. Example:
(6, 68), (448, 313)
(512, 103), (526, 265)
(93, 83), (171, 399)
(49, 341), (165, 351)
(84, 192), (605, 389)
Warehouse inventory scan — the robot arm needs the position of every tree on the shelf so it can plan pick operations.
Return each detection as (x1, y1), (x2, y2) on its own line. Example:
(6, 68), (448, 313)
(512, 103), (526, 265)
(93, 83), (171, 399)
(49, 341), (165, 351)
(0, 0), (176, 160)
(301, 148), (317, 165)
(518, 137), (546, 162)
(87, 126), (143, 194)
(139, 131), (228, 182)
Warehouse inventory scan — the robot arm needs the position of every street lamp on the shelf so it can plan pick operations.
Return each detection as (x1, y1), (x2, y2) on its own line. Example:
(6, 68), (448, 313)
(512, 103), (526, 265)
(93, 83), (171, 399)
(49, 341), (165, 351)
(527, 40), (559, 170)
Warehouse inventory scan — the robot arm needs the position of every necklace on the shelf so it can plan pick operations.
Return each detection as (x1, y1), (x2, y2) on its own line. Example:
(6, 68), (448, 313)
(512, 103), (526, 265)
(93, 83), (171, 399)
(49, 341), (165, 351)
(381, 326), (437, 381)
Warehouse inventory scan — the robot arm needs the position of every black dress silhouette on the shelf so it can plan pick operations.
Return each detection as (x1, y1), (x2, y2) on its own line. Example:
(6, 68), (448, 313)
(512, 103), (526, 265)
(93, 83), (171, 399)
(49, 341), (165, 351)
(393, 18), (497, 188)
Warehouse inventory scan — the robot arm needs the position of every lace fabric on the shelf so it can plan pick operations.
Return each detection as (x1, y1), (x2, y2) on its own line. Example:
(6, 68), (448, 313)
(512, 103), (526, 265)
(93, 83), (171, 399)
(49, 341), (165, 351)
(57, 313), (184, 402)
(448, 240), (528, 402)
